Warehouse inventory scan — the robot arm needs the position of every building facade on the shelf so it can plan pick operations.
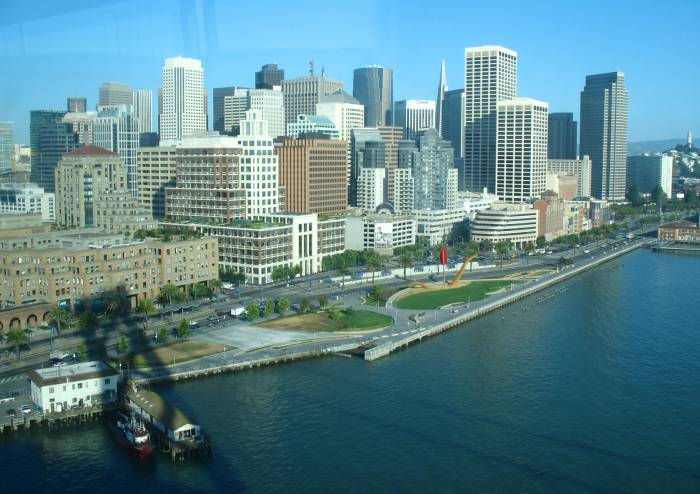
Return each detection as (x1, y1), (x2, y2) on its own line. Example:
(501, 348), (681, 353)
(286, 114), (340, 140)
(627, 154), (673, 197)
(470, 203), (538, 248)
(533, 191), (565, 241)
(29, 362), (119, 412)
(67, 97), (87, 113)
(99, 82), (132, 106)
(160, 57), (206, 140)
(463, 45), (518, 194)
(316, 90), (365, 143)
(282, 76), (343, 126)
(394, 99), (436, 140)
(255, 63), (284, 89)
(136, 145), (177, 218)
(377, 126), (403, 204)
(496, 97), (548, 203)
(357, 167), (386, 213)
(548, 112), (577, 160)
(247, 88), (285, 139)
(213, 86), (239, 134)
(0, 121), (14, 171)
(0, 183), (55, 222)
(580, 72), (628, 201)
(353, 66), (393, 127)
(30, 110), (79, 193)
(442, 89), (465, 164)
(345, 213), (416, 255)
(132, 89), (152, 135)
(93, 105), (140, 195)
(547, 156), (592, 197)
(276, 137), (348, 215)
(350, 128), (386, 207)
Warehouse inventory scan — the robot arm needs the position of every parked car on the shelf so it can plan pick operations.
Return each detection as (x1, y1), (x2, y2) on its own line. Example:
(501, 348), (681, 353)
(20, 405), (31, 415)
(6, 408), (16, 417)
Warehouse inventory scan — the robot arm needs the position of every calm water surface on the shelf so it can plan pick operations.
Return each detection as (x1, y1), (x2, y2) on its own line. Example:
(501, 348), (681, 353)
(2, 249), (699, 493)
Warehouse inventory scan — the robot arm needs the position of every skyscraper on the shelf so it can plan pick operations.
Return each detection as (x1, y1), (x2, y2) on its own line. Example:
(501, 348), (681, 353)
(282, 75), (344, 126)
(377, 126), (403, 204)
(442, 89), (465, 159)
(30, 111), (79, 193)
(394, 100), (436, 140)
(255, 64), (284, 89)
(67, 97), (87, 113)
(132, 89), (152, 135)
(496, 98), (548, 203)
(398, 128), (458, 211)
(580, 72), (628, 201)
(353, 66), (393, 127)
(627, 154), (673, 197)
(0, 122), (14, 171)
(213, 86), (239, 134)
(316, 90), (364, 143)
(463, 45), (518, 194)
(435, 61), (448, 137)
(160, 57), (206, 140)
(548, 112), (577, 160)
(223, 88), (250, 135)
(99, 82), (132, 106)
(93, 105), (140, 196)
(350, 128), (386, 207)
(247, 88), (285, 139)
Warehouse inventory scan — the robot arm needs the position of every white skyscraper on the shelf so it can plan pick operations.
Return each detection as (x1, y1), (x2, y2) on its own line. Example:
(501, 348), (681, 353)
(160, 57), (206, 140)
(247, 88), (285, 139)
(496, 97), (548, 203)
(463, 45), (518, 193)
(394, 99), (436, 140)
(234, 110), (279, 216)
(132, 89), (152, 134)
(93, 105), (140, 196)
(316, 90), (365, 143)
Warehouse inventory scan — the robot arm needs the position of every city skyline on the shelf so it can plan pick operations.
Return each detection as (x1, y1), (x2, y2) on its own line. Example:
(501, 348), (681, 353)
(1, 0), (698, 143)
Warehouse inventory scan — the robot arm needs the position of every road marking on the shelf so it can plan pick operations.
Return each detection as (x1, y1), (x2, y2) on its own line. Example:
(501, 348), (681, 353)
(0, 374), (24, 384)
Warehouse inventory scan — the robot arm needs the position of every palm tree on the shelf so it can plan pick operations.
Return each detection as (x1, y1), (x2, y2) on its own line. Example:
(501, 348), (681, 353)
(138, 298), (157, 333)
(495, 240), (511, 268)
(366, 253), (381, 284)
(6, 329), (29, 360)
(78, 310), (99, 338)
(159, 283), (179, 307)
(47, 307), (69, 337)
(399, 253), (412, 280)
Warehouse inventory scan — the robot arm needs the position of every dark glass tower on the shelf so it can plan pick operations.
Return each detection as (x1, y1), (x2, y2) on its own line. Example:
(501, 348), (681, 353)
(255, 64), (284, 89)
(212, 86), (238, 133)
(30, 110), (79, 193)
(349, 128), (386, 206)
(548, 112), (577, 160)
(353, 66), (393, 127)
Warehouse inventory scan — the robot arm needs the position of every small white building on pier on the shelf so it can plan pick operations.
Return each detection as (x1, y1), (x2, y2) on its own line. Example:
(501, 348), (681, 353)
(126, 386), (202, 442)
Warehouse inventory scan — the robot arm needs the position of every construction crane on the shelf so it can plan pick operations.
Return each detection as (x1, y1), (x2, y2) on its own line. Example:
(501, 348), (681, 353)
(449, 255), (478, 287)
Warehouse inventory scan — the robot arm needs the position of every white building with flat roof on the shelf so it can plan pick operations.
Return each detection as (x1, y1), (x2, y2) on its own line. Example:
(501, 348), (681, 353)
(28, 361), (119, 413)
(394, 99), (436, 140)
(160, 56), (206, 140)
(345, 212), (416, 255)
(470, 202), (539, 248)
(286, 114), (340, 140)
(0, 183), (55, 222)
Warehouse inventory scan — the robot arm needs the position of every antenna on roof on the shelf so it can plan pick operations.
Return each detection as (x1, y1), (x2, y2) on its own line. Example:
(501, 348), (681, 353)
(309, 60), (315, 77)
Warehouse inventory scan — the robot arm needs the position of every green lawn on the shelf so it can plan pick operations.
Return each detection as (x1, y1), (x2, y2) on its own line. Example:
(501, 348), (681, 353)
(395, 280), (518, 310)
(259, 309), (392, 332)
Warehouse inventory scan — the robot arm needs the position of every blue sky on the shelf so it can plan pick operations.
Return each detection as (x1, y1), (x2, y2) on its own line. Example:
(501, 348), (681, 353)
(1, 0), (698, 144)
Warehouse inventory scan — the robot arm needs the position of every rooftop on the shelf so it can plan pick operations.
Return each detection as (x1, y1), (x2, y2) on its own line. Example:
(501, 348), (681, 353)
(28, 361), (118, 387)
(127, 387), (196, 432)
(64, 145), (117, 157)
(660, 221), (699, 229)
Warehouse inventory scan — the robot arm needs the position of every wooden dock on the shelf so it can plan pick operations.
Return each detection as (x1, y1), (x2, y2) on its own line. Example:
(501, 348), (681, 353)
(0, 403), (114, 435)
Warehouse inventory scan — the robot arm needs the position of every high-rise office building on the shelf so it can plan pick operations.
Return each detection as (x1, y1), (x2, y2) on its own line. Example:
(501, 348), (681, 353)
(435, 60), (448, 137)
(137, 145), (177, 218)
(627, 154), (673, 198)
(213, 86), (239, 134)
(276, 137), (348, 215)
(548, 112), (577, 160)
(580, 72), (628, 201)
(394, 100), (436, 140)
(377, 126), (403, 204)
(316, 90), (364, 142)
(0, 122), (14, 171)
(496, 98), (548, 203)
(442, 89), (465, 159)
(99, 82), (132, 106)
(350, 128), (386, 207)
(223, 88), (250, 135)
(62, 111), (95, 145)
(247, 88), (285, 139)
(357, 167), (387, 213)
(282, 75), (344, 126)
(398, 128), (458, 211)
(353, 66), (393, 127)
(132, 89), (152, 135)
(30, 110), (79, 193)
(67, 97), (87, 113)
(463, 45), (518, 194)
(93, 105), (140, 196)
(255, 64), (284, 89)
(160, 57), (206, 140)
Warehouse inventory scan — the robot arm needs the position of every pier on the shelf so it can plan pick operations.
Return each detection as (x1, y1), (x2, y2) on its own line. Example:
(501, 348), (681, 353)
(0, 403), (114, 435)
